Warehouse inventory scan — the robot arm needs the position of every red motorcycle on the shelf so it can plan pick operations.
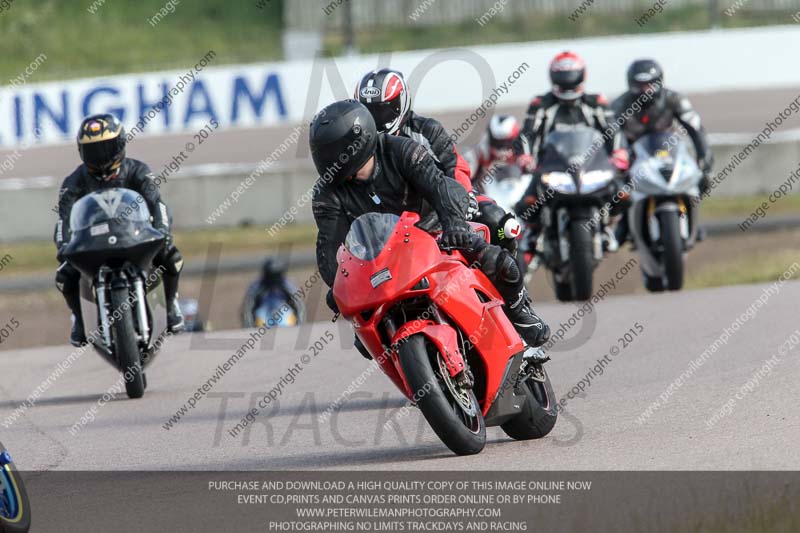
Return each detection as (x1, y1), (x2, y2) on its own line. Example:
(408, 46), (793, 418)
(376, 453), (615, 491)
(333, 212), (557, 455)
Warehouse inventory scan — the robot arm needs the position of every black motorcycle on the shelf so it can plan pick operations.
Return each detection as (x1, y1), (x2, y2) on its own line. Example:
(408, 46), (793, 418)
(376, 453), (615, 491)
(62, 188), (171, 399)
(0, 443), (30, 533)
(530, 125), (619, 301)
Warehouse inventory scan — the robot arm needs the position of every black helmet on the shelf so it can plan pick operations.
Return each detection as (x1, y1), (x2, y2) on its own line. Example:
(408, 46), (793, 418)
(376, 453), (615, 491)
(549, 51), (586, 101)
(260, 257), (287, 285)
(309, 99), (377, 187)
(77, 113), (126, 180)
(355, 68), (411, 134)
(627, 59), (664, 99)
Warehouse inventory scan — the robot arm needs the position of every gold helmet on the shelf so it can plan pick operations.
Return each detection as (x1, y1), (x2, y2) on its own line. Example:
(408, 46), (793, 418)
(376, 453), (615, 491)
(77, 114), (126, 180)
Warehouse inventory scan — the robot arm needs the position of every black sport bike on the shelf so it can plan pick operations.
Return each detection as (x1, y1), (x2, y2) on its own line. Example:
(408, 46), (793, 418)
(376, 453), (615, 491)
(62, 188), (172, 399)
(528, 125), (620, 301)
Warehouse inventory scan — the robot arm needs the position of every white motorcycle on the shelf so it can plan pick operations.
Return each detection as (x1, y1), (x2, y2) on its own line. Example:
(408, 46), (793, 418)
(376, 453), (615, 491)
(479, 162), (532, 215)
(628, 131), (702, 292)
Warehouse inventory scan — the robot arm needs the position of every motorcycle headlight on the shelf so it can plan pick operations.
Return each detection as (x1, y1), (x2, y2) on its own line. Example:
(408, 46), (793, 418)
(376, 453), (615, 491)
(541, 172), (576, 194)
(579, 170), (614, 194)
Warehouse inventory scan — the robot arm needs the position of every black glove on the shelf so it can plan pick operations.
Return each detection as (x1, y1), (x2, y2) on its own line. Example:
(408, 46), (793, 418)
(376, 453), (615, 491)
(56, 246), (66, 264)
(326, 288), (339, 314)
(440, 226), (474, 250)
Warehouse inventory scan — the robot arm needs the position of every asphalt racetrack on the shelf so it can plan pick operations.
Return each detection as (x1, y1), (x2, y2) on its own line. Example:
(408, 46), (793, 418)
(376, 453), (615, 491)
(2, 281), (798, 471)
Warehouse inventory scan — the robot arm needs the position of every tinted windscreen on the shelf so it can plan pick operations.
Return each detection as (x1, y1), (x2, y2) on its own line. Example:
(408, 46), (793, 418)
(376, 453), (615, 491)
(69, 188), (151, 231)
(344, 212), (400, 261)
(542, 127), (603, 161)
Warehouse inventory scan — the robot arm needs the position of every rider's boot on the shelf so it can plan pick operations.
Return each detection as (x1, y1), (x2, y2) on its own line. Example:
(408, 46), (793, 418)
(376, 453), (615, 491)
(503, 288), (551, 348)
(64, 288), (87, 347)
(162, 271), (184, 333)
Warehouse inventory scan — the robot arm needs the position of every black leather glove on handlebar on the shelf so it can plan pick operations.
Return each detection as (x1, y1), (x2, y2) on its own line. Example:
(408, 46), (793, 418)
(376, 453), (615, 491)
(440, 226), (474, 250)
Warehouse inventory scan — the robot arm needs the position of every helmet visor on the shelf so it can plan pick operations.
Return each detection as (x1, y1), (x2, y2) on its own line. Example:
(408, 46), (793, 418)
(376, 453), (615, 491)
(631, 81), (661, 96)
(364, 100), (401, 133)
(81, 137), (123, 172)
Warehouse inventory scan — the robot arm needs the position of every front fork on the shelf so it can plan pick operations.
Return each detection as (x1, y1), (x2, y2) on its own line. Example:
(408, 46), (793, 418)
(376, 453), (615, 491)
(96, 266), (112, 348)
(646, 197), (690, 244)
(555, 206), (604, 263)
(96, 267), (149, 348)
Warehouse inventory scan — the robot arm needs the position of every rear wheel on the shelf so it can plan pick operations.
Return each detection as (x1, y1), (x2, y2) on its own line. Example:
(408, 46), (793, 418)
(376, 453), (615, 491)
(501, 365), (558, 440)
(659, 210), (684, 291)
(568, 220), (595, 301)
(0, 448), (31, 533)
(110, 285), (145, 399)
(397, 335), (486, 456)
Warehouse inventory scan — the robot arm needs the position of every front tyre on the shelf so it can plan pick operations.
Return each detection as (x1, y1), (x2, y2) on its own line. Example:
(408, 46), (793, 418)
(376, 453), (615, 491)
(551, 272), (573, 302)
(501, 365), (558, 440)
(0, 448), (31, 533)
(397, 335), (486, 456)
(659, 210), (684, 291)
(110, 285), (145, 399)
(568, 220), (595, 301)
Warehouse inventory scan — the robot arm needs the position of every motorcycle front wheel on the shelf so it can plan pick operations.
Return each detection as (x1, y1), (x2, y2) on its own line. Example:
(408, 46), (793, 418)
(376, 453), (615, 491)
(659, 210), (684, 291)
(110, 285), (145, 399)
(398, 335), (486, 456)
(568, 220), (595, 301)
(0, 449), (31, 533)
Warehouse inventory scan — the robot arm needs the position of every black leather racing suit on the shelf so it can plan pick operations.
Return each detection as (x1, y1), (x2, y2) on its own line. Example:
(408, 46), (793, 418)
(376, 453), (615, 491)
(312, 133), (533, 324)
(399, 111), (518, 252)
(611, 88), (713, 241)
(612, 88), (713, 176)
(516, 91), (626, 223)
(54, 158), (183, 325)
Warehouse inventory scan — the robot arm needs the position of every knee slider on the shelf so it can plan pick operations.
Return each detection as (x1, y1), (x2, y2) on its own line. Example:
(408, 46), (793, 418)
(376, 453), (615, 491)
(161, 246), (184, 275)
(496, 250), (521, 285)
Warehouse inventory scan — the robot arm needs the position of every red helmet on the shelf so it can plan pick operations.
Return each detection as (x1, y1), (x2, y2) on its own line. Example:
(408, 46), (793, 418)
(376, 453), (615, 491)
(354, 68), (411, 134)
(549, 51), (586, 101)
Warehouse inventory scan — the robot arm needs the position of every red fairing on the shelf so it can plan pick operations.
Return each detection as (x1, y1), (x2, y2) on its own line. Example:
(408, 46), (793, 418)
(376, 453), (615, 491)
(333, 212), (524, 416)
(392, 322), (464, 382)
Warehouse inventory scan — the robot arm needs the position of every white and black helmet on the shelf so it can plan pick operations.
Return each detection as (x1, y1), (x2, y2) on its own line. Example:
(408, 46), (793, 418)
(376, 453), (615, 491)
(488, 114), (520, 152)
(355, 68), (411, 135)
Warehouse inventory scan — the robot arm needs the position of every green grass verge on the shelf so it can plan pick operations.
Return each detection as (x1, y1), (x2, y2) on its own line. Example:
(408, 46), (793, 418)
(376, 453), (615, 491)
(0, 0), (283, 82)
(1, 192), (798, 286)
(323, 6), (797, 56)
(686, 249), (800, 289)
(0, 223), (317, 277)
(1, 2), (795, 82)
(701, 193), (800, 220)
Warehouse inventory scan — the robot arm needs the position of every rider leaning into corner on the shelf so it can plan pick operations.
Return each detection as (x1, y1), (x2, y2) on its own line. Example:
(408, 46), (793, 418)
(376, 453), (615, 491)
(54, 113), (185, 347)
(515, 51), (630, 252)
(310, 100), (551, 354)
(355, 68), (521, 255)
(612, 58), (714, 244)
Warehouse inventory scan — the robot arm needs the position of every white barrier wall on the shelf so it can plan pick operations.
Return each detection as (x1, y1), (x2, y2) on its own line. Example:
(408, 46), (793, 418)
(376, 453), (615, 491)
(3, 25), (800, 149)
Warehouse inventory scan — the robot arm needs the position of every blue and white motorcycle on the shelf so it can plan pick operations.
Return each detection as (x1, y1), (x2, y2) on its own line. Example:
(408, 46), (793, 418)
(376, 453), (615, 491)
(0, 443), (30, 533)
